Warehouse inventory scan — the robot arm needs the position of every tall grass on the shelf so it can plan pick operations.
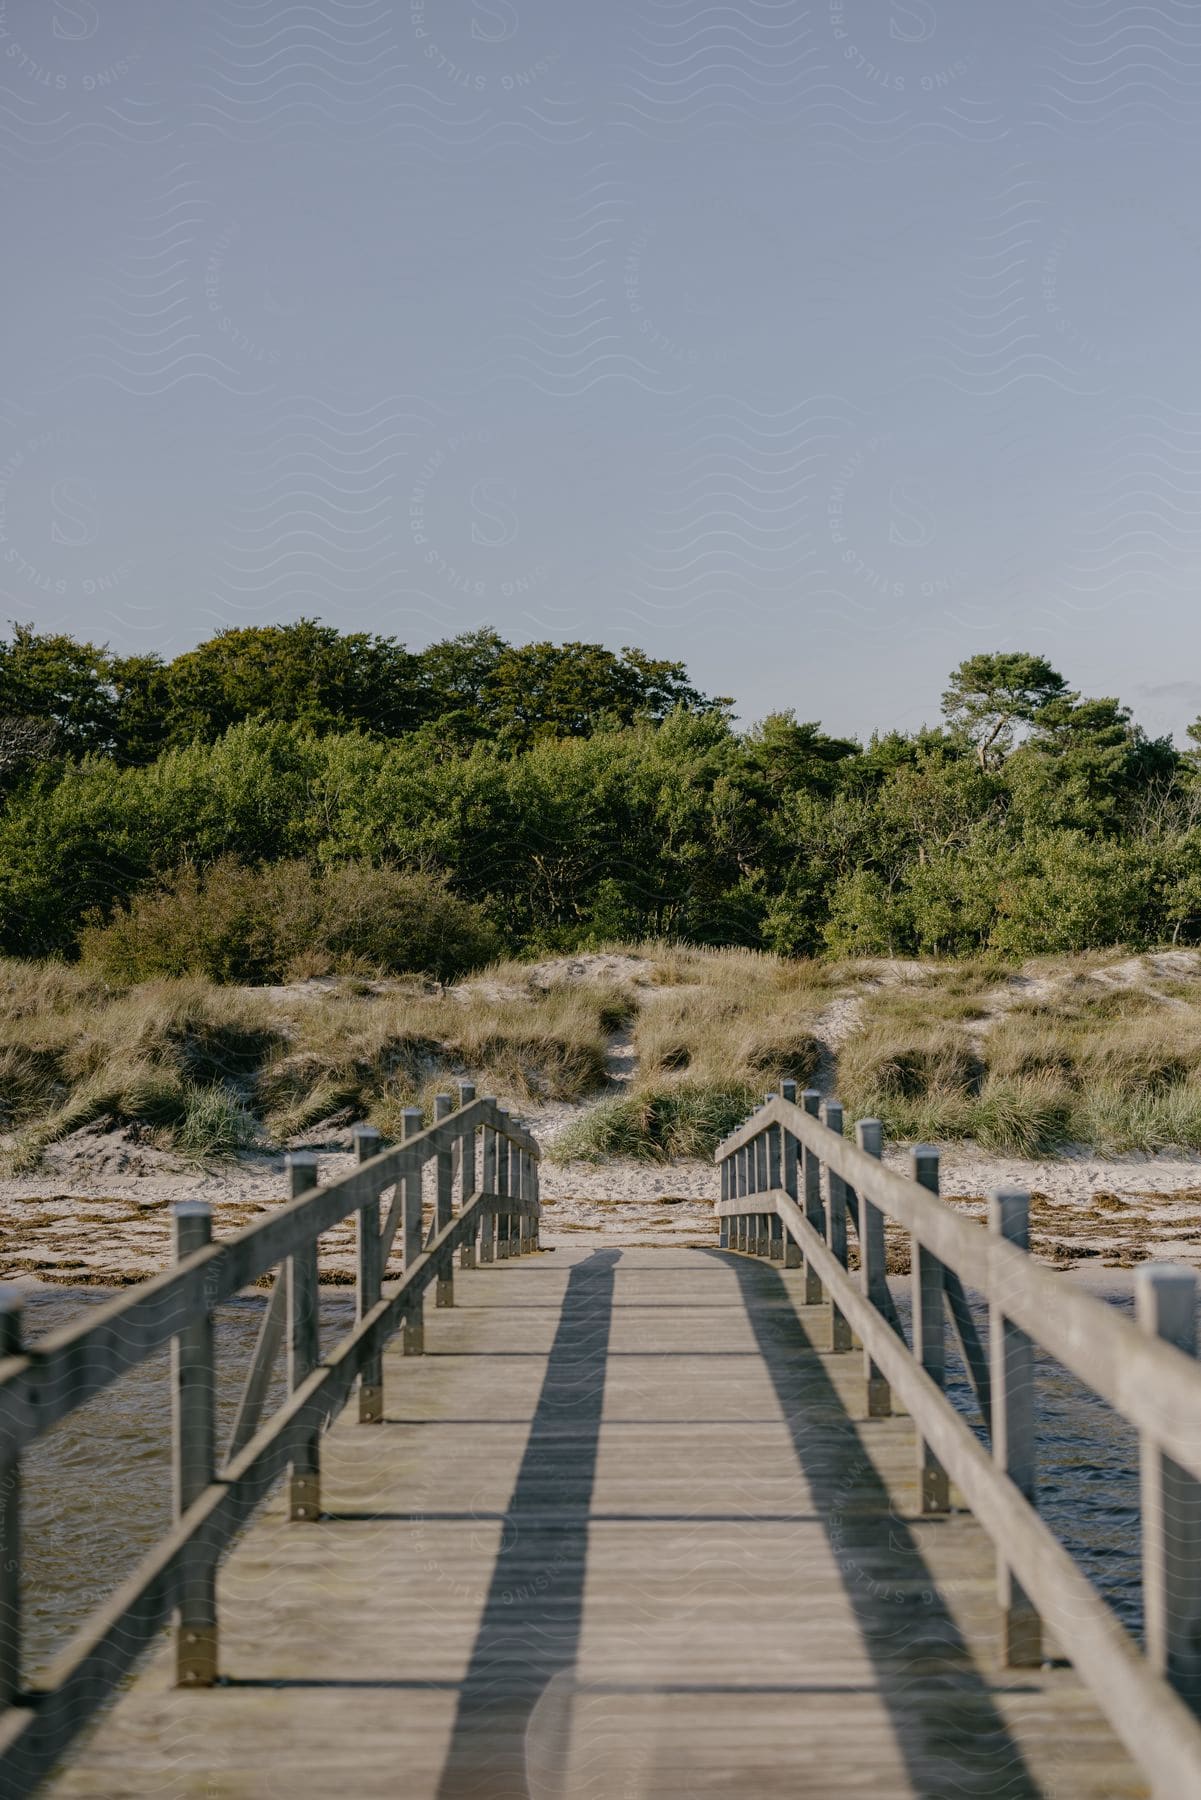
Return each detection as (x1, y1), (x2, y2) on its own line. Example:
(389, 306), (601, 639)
(0, 963), (619, 1170)
(551, 1081), (760, 1163)
(838, 959), (1201, 1154)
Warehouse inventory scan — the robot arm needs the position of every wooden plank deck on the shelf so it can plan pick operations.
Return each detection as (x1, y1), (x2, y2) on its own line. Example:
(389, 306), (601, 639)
(48, 1247), (1147, 1799)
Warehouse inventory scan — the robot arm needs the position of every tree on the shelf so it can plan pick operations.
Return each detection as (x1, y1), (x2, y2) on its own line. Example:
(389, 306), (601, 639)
(0, 623), (121, 756)
(941, 653), (1070, 769)
(478, 640), (727, 752)
(741, 712), (859, 798)
(0, 715), (58, 785)
(1012, 694), (1177, 833)
(163, 621), (422, 744)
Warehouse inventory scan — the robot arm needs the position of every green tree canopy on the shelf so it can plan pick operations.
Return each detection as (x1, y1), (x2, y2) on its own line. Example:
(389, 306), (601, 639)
(941, 652), (1070, 769)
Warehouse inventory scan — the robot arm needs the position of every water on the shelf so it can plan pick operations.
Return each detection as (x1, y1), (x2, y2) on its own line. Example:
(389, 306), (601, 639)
(19, 1285), (354, 1676)
(895, 1278), (1144, 1633)
(15, 1275), (1149, 1679)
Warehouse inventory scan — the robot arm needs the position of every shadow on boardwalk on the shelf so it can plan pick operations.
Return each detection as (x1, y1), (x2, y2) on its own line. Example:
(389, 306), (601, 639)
(435, 1246), (1039, 1800)
(708, 1251), (1040, 1800)
(436, 1247), (621, 1799)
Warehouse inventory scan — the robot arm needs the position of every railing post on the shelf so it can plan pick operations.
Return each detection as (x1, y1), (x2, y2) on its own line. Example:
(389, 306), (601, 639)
(172, 1201), (218, 1683)
(434, 1093), (455, 1307)
(352, 1124), (384, 1424)
(459, 1082), (478, 1268)
(911, 1146), (949, 1514)
(719, 1157), (730, 1249)
(767, 1100), (783, 1262)
(516, 1140), (531, 1257)
(0, 1292), (20, 1711)
(401, 1107), (425, 1354)
(1138, 1263), (1201, 1707)
(734, 1145), (745, 1252)
(285, 1155), (321, 1521)
(496, 1111), (511, 1259)
(823, 1100), (852, 1352)
(802, 1090), (824, 1303)
(479, 1111), (497, 1264)
(781, 1080), (801, 1269)
(855, 1119), (890, 1417)
(528, 1151), (541, 1251)
(513, 1138), (526, 1257)
(755, 1120), (769, 1256)
(990, 1189), (1040, 1666)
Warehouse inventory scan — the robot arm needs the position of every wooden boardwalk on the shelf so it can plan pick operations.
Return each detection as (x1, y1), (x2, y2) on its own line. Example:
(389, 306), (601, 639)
(49, 1247), (1145, 1799)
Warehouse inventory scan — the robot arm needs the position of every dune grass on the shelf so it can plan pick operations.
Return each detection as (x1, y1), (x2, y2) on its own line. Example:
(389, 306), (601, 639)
(0, 961), (620, 1171)
(550, 1081), (761, 1164)
(836, 957), (1201, 1154)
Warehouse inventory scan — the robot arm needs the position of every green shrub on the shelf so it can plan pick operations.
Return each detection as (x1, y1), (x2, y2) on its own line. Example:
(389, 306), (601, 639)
(78, 857), (499, 984)
(551, 1080), (758, 1163)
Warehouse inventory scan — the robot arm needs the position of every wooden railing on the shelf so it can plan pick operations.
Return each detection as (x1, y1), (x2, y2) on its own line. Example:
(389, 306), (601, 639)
(715, 1079), (1201, 1798)
(0, 1086), (539, 1796)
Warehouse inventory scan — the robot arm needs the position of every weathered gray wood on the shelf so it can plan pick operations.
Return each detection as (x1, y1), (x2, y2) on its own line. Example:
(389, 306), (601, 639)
(458, 1083), (478, 1268)
(823, 1100), (851, 1352)
(434, 1095), (455, 1308)
(772, 1196), (1201, 1797)
(1138, 1263), (1201, 1709)
(0, 1293), (21, 1711)
(39, 1247), (1162, 1800)
(942, 1270), (991, 1435)
(911, 1147), (949, 1515)
(401, 1108), (425, 1355)
(353, 1124), (384, 1424)
(0, 1186), (501, 1793)
(225, 1265), (288, 1463)
(855, 1120), (890, 1418)
(716, 1093), (1201, 1488)
(0, 1096), (538, 1464)
(989, 1190), (1040, 1667)
(801, 1091), (823, 1302)
(780, 1080), (801, 1269)
(286, 1157), (321, 1523)
(767, 1110), (784, 1262)
(495, 1114), (511, 1261)
(479, 1122), (496, 1264)
(171, 1202), (217, 1686)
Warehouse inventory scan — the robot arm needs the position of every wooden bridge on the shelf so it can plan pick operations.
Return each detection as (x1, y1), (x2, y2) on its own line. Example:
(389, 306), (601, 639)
(0, 1082), (1200, 1796)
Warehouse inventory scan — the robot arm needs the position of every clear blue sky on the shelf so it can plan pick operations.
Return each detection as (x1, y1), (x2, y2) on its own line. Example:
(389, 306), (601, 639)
(4, 1), (1201, 741)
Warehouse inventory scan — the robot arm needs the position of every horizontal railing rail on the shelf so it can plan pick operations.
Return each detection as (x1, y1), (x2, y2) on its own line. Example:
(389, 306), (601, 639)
(0, 1087), (540, 1798)
(715, 1081), (1201, 1800)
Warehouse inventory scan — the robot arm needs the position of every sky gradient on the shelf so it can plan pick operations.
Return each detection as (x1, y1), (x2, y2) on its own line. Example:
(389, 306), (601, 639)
(4, 1), (1201, 741)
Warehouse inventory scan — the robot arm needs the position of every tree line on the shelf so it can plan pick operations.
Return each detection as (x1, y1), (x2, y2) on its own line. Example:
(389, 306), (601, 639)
(3, 624), (1200, 970)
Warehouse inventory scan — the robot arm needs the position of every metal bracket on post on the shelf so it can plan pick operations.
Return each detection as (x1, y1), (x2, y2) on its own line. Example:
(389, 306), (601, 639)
(172, 1202), (218, 1682)
(352, 1125), (384, 1424)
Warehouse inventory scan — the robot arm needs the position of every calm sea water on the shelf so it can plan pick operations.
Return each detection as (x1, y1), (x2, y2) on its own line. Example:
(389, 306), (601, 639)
(16, 1274), (1145, 1676)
